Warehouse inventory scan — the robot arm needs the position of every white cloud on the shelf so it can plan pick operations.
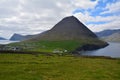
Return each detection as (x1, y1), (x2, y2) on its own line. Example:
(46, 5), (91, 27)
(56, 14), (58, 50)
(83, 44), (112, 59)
(100, 1), (120, 15)
(74, 12), (118, 23)
(74, 11), (120, 32)
(72, 0), (99, 9)
(89, 19), (120, 32)
(0, 0), (74, 38)
(0, 0), (120, 38)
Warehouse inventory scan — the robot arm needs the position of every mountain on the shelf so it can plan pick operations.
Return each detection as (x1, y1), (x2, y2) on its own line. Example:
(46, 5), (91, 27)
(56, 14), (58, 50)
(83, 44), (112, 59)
(103, 32), (120, 42)
(0, 37), (6, 40)
(95, 29), (120, 42)
(27, 16), (108, 51)
(8, 16), (108, 53)
(95, 29), (120, 37)
(10, 33), (34, 41)
(10, 34), (25, 41)
(31, 16), (97, 41)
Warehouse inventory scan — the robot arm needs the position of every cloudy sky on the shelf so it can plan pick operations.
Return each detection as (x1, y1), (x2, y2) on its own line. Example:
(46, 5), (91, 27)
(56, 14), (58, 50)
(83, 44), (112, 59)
(0, 0), (120, 39)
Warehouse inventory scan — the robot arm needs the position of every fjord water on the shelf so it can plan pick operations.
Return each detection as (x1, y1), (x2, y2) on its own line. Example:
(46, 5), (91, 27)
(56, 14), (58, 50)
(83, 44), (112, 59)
(0, 40), (19, 44)
(81, 42), (120, 58)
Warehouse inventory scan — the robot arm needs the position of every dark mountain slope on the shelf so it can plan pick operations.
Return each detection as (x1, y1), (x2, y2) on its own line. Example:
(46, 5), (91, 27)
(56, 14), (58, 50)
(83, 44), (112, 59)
(31, 16), (97, 41)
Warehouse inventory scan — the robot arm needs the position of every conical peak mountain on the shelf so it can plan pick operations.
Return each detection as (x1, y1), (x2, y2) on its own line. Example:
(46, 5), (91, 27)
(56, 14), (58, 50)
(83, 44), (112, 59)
(51, 16), (82, 30)
(51, 16), (97, 38)
(13, 16), (108, 52)
(31, 16), (97, 40)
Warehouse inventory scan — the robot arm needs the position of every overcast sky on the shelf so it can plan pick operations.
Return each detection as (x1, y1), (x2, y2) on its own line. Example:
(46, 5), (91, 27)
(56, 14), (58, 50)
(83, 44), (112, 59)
(0, 0), (120, 39)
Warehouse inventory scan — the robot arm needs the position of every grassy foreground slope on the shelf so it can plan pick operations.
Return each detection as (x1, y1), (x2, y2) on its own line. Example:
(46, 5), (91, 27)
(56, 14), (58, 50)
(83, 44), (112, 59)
(0, 54), (120, 80)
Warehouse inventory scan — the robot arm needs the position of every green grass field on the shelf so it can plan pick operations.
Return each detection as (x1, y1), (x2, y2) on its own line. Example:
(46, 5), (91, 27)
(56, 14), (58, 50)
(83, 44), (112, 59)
(0, 54), (120, 80)
(8, 40), (84, 53)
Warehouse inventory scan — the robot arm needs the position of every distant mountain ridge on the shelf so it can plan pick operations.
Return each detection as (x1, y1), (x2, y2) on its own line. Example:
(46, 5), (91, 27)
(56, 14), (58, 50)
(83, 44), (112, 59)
(95, 29), (120, 37)
(103, 31), (120, 42)
(95, 29), (120, 42)
(0, 37), (6, 40)
(10, 33), (35, 41)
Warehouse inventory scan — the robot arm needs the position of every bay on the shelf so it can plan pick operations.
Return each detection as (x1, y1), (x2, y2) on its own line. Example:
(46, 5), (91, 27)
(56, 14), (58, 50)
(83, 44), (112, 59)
(80, 42), (120, 58)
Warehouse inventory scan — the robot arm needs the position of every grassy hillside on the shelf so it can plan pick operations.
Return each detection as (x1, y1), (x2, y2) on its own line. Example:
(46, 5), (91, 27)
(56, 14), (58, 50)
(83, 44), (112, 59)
(0, 54), (120, 80)
(8, 40), (83, 52)
(8, 39), (107, 53)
